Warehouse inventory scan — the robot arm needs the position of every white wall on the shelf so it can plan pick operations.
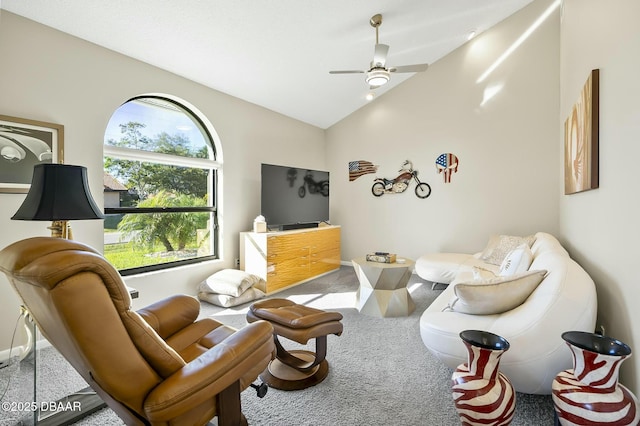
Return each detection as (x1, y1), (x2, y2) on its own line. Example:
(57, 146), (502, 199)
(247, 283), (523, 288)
(0, 11), (325, 351)
(326, 0), (560, 262)
(559, 0), (640, 392)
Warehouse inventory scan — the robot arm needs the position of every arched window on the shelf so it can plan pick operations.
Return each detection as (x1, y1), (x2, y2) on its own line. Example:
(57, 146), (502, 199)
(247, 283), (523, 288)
(103, 96), (219, 275)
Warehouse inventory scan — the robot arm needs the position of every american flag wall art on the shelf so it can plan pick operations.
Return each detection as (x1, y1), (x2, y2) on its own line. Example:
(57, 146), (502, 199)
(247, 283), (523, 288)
(348, 160), (378, 181)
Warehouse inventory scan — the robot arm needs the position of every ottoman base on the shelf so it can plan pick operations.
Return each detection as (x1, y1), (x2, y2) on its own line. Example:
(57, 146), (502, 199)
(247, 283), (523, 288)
(261, 350), (329, 390)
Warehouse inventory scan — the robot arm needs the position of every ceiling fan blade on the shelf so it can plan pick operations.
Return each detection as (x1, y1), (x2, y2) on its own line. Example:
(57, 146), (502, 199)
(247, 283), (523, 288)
(329, 70), (365, 74)
(389, 63), (429, 73)
(373, 43), (389, 67)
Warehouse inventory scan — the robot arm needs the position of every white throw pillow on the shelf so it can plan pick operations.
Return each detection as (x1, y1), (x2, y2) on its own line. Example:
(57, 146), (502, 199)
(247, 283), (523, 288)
(444, 269), (547, 315)
(480, 234), (536, 266)
(198, 287), (265, 308)
(498, 244), (534, 276)
(472, 266), (497, 280)
(198, 269), (264, 297)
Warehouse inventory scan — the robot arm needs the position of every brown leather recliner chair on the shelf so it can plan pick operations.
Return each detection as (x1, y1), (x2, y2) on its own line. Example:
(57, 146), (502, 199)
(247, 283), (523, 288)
(0, 237), (275, 426)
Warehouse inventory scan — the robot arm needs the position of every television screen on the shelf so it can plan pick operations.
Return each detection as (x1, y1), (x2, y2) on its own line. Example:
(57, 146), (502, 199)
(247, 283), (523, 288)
(261, 163), (330, 230)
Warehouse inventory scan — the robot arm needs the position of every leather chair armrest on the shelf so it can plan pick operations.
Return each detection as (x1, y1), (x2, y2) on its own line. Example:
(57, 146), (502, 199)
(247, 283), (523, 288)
(143, 320), (275, 422)
(137, 294), (200, 339)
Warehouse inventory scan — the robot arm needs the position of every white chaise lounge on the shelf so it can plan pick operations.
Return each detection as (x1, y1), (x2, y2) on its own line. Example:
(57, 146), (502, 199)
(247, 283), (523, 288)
(416, 232), (597, 394)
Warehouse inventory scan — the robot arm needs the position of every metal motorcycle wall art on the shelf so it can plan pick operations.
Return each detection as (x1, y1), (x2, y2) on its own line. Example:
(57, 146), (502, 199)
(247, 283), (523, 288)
(371, 160), (431, 199)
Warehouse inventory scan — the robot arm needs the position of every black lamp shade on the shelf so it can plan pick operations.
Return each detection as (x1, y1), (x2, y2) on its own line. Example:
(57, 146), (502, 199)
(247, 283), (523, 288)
(12, 164), (105, 221)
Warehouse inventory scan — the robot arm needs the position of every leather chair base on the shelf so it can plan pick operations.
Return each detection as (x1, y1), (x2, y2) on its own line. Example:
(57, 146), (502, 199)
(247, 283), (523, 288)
(260, 350), (329, 391)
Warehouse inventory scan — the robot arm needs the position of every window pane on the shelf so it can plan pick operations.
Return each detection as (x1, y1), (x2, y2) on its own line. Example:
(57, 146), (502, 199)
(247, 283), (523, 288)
(104, 212), (214, 270)
(103, 95), (219, 273)
(104, 157), (211, 205)
(104, 98), (211, 159)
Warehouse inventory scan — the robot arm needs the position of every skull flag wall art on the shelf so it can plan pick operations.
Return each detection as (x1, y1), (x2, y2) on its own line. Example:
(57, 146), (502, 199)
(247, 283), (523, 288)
(348, 160), (378, 181)
(435, 153), (459, 183)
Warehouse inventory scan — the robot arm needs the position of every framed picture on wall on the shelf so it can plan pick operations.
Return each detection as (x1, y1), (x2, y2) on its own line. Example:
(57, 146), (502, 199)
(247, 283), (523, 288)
(564, 69), (599, 195)
(0, 115), (64, 193)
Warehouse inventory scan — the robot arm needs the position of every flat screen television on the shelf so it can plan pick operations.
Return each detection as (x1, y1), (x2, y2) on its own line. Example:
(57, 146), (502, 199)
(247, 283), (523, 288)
(261, 163), (330, 230)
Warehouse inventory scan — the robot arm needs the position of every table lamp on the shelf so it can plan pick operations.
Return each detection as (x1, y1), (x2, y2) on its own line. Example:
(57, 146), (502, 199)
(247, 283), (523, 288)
(11, 163), (104, 239)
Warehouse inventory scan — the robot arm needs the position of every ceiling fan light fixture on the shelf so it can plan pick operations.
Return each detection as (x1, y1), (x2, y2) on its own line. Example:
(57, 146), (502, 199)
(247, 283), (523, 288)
(366, 69), (389, 87)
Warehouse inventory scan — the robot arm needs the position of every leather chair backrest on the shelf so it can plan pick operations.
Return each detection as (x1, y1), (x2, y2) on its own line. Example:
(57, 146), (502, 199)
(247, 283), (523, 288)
(0, 237), (184, 418)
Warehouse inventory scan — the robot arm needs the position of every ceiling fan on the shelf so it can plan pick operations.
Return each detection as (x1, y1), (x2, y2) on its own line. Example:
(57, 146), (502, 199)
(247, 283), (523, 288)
(329, 13), (429, 89)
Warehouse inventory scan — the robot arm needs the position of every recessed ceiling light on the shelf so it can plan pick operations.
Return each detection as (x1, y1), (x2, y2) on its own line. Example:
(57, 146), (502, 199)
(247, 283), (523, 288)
(467, 30), (477, 41)
(366, 92), (375, 101)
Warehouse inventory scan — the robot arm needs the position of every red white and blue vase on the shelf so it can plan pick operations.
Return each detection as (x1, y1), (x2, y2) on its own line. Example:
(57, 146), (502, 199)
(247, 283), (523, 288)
(452, 330), (516, 426)
(552, 331), (639, 425)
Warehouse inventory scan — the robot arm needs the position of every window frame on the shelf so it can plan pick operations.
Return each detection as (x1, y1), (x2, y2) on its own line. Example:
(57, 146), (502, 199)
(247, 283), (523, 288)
(103, 95), (220, 276)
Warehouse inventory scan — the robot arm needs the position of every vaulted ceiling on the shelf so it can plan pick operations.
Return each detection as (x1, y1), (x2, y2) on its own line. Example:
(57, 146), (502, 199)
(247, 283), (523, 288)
(2, 0), (533, 129)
